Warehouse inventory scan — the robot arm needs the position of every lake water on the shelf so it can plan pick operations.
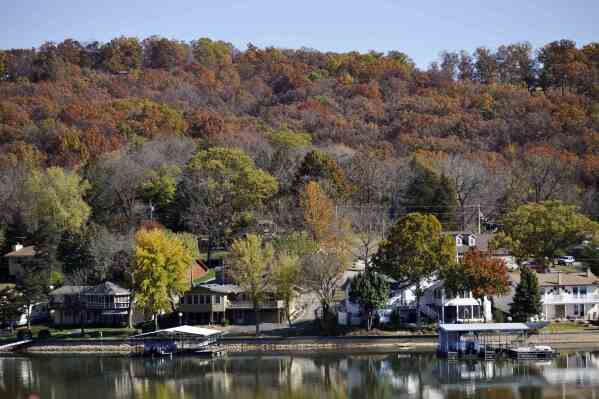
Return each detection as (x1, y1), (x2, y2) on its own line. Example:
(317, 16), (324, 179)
(3, 351), (599, 398)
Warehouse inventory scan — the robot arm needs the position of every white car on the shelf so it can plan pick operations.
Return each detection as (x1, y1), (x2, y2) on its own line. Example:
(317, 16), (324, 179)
(557, 256), (575, 265)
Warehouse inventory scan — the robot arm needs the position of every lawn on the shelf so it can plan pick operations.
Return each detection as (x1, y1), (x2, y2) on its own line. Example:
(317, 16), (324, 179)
(1, 325), (137, 341)
(539, 321), (591, 333)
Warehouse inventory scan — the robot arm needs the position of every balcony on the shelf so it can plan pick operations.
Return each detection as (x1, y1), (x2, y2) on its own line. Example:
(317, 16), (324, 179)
(227, 300), (284, 309)
(543, 294), (599, 305)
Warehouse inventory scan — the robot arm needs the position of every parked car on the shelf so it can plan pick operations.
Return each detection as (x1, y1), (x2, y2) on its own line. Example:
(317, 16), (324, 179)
(522, 261), (548, 273)
(557, 256), (575, 265)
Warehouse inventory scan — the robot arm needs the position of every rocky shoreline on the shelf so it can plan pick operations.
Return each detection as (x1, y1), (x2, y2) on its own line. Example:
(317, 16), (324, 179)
(5, 331), (599, 354)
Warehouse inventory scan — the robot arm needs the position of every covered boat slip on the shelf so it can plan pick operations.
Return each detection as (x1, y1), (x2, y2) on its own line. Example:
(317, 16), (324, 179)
(438, 323), (555, 359)
(129, 325), (225, 356)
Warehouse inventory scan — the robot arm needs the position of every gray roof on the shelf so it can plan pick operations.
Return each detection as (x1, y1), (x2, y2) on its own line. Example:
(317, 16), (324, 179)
(439, 323), (529, 332)
(49, 285), (91, 296)
(4, 245), (36, 257)
(196, 284), (244, 294)
(84, 282), (130, 295)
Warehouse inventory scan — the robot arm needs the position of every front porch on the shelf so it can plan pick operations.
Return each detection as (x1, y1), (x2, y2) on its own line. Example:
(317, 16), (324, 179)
(542, 303), (599, 321)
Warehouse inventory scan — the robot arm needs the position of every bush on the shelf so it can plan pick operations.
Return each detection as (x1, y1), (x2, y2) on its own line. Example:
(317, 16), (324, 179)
(222, 319), (230, 326)
(37, 329), (51, 339)
(17, 329), (33, 340)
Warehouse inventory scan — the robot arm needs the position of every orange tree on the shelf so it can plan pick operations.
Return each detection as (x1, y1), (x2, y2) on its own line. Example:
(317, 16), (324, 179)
(443, 248), (509, 321)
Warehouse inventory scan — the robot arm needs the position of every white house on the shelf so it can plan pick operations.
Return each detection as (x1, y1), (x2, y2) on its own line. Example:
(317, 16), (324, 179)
(497, 270), (599, 321)
(447, 231), (517, 270)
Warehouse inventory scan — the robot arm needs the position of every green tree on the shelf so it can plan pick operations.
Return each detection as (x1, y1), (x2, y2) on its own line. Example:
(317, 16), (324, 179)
(133, 227), (193, 330)
(142, 36), (188, 69)
(294, 150), (352, 199)
(177, 147), (278, 264)
(101, 36), (143, 72)
(14, 259), (49, 329)
(22, 167), (91, 235)
(374, 213), (455, 327)
(228, 234), (274, 336)
(272, 252), (301, 326)
(192, 38), (233, 67)
(491, 201), (599, 267)
(510, 266), (542, 322)
(349, 271), (390, 330)
(404, 159), (458, 228)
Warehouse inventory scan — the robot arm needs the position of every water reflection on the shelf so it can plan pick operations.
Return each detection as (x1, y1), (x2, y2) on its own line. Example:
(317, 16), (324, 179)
(2, 352), (599, 398)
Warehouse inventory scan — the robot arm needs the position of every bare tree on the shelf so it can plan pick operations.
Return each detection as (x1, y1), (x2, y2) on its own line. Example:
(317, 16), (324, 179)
(301, 252), (346, 322)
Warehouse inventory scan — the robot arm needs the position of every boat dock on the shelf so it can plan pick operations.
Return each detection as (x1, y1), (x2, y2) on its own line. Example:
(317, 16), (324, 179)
(129, 325), (227, 358)
(438, 323), (557, 360)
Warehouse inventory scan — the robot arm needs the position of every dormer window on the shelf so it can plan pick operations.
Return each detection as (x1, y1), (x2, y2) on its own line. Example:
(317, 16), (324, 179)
(456, 236), (463, 247)
(468, 235), (476, 247)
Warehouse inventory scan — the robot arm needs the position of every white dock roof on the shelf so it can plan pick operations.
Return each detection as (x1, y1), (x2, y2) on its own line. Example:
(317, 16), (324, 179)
(439, 323), (530, 332)
(130, 325), (223, 338)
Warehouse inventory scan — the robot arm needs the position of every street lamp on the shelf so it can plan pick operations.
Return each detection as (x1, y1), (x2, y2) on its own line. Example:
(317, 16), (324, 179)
(178, 312), (183, 326)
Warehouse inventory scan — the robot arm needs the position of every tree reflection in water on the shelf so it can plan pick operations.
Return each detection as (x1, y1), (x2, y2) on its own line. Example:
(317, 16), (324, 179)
(2, 351), (599, 398)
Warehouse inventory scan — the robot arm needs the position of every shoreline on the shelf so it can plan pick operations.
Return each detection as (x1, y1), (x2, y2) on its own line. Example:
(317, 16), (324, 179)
(4, 331), (599, 355)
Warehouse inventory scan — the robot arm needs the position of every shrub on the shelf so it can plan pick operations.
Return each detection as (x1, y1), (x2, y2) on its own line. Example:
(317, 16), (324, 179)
(37, 329), (51, 339)
(17, 329), (33, 340)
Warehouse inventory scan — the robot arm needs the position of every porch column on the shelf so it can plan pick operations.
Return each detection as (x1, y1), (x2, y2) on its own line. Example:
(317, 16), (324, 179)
(471, 305), (474, 321)
(456, 305), (459, 322)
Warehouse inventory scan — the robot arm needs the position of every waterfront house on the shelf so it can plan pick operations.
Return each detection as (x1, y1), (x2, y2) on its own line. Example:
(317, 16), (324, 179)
(3, 243), (36, 278)
(495, 270), (599, 321)
(178, 283), (287, 325)
(446, 231), (517, 270)
(48, 281), (131, 326)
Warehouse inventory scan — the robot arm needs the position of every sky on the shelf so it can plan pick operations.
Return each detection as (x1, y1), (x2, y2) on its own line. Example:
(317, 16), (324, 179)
(1, 0), (598, 68)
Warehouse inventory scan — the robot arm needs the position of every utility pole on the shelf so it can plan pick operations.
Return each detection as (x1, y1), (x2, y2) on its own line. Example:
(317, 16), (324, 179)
(477, 204), (481, 235)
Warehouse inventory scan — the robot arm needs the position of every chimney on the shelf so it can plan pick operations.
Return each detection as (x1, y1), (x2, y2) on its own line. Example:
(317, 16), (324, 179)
(588, 268), (592, 279)
(13, 243), (23, 252)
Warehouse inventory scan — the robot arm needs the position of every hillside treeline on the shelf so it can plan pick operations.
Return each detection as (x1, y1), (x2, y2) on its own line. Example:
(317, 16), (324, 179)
(1, 36), (599, 282)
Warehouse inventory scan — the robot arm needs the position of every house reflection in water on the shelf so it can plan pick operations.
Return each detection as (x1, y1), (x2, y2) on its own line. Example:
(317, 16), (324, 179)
(3, 352), (599, 398)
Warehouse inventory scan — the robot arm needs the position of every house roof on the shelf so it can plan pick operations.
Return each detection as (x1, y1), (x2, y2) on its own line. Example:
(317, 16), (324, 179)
(439, 323), (529, 333)
(509, 270), (599, 287)
(49, 285), (91, 296)
(84, 281), (130, 295)
(195, 283), (244, 295)
(4, 245), (36, 257)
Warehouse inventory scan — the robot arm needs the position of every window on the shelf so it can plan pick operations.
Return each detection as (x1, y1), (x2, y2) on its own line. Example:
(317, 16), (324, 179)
(215, 295), (221, 304)
(193, 295), (198, 305)
(574, 304), (585, 317)
(456, 236), (463, 247)
(468, 236), (476, 247)
(581, 287), (588, 296)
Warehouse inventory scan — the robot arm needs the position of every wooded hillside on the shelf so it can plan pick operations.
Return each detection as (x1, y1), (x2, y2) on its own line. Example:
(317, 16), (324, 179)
(1, 36), (599, 281)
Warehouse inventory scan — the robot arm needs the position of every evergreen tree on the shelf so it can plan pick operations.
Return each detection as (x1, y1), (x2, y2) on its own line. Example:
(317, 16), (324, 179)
(349, 271), (390, 330)
(510, 267), (542, 322)
(403, 159), (457, 228)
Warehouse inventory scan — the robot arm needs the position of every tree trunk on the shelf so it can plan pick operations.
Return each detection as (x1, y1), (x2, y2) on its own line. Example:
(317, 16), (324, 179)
(416, 295), (421, 329)
(26, 304), (31, 330)
(254, 302), (261, 336)
(80, 309), (86, 336)
(366, 309), (373, 331)
(286, 300), (292, 327)
(128, 298), (135, 329)
(479, 296), (487, 322)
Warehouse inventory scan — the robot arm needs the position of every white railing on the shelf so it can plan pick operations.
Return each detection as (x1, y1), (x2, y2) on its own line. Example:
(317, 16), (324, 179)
(543, 294), (599, 304)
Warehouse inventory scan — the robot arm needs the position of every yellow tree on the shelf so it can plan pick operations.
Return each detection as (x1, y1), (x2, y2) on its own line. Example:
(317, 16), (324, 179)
(229, 234), (274, 336)
(271, 252), (301, 326)
(300, 181), (335, 245)
(134, 228), (193, 330)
